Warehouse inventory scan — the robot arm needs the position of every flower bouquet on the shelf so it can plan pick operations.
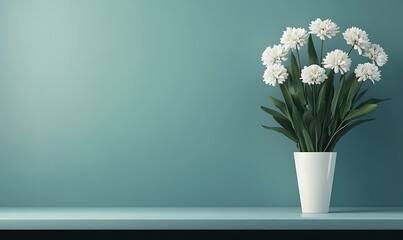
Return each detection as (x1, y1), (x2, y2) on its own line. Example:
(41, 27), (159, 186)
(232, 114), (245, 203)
(261, 18), (389, 152)
(260, 18), (389, 213)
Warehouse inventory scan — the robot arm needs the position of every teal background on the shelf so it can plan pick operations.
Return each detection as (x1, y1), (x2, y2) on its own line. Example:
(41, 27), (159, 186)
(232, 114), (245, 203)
(0, 0), (401, 207)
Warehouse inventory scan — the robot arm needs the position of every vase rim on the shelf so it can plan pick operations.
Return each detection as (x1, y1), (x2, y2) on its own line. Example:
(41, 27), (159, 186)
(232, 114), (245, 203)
(294, 151), (337, 154)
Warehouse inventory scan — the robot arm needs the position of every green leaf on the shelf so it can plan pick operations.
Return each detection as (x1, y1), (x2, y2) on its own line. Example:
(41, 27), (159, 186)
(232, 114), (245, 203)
(261, 106), (284, 119)
(343, 76), (360, 117)
(342, 73), (358, 94)
(344, 103), (377, 122)
(331, 73), (357, 116)
(280, 83), (295, 116)
(339, 118), (375, 139)
(273, 116), (296, 138)
(316, 84), (326, 116)
(302, 110), (317, 149)
(309, 119), (318, 148)
(326, 70), (335, 84)
(279, 82), (308, 151)
(305, 84), (313, 108)
(325, 70), (335, 96)
(289, 52), (306, 112)
(261, 106), (297, 139)
(331, 73), (356, 126)
(326, 118), (375, 151)
(288, 101), (308, 151)
(285, 66), (297, 96)
(290, 52), (300, 81)
(269, 96), (288, 117)
(356, 98), (391, 109)
(302, 110), (313, 129)
(319, 111), (332, 151)
(317, 70), (334, 114)
(302, 128), (314, 152)
(261, 125), (298, 143)
(307, 34), (319, 65)
(317, 70), (334, 150)
(331, 76), (344, 116)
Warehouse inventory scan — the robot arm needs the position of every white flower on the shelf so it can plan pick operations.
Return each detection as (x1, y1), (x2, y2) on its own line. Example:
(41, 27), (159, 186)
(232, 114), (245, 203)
(263, 64), (288, 86)
(354, 63), (381, 84)
(309, 18), (339, 40)
(280, 27), (308, 50)
(343, 27), (370, 55)
(322, 49), (351, 74)
(300, 64), (327, 85)
(261, 44), (288, 66)
(364, 43), (388, 67)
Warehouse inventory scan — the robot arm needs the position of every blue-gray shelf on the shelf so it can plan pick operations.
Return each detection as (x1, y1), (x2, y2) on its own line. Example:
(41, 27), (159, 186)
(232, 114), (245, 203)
(0, 207), (402, 230)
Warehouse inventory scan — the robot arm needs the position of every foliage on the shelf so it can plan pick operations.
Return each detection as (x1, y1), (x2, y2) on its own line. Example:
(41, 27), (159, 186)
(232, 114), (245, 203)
(261, 26), (389, 152)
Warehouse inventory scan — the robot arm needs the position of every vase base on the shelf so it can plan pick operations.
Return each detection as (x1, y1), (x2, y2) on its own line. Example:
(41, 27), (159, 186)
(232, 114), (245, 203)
(301, 209), (329, 214)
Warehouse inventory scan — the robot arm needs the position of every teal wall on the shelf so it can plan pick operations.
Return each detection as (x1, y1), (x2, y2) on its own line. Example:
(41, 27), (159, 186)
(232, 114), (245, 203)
(0, 0), (401, 207)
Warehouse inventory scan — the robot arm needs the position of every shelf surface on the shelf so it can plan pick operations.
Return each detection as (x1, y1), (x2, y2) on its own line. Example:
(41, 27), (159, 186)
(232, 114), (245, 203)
(0, 207), (402, 229)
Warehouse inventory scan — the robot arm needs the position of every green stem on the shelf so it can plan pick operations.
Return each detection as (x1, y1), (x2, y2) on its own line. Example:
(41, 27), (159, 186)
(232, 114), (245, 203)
(319, 108), (328, 151)
(320, 40), (324, 66)
(295, 48), (305, 106)
(315, 128), (319, 152)
(312, 85), (316, 118)
(324, 120), (347, 152)
(347, 45), (354, 56)
(296, 48), (302, 69)
(352, 82), (364, 104)
(313, 84), (318, 151)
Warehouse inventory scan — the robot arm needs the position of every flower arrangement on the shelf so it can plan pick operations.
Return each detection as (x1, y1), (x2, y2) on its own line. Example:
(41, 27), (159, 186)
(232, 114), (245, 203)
(261, 18), (389, 152)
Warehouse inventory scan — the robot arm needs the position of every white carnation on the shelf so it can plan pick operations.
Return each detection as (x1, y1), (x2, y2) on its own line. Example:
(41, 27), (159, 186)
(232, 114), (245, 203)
(342, 27), (370, 55)
(354, 63), (381, 84)
(261, 44), (288, 66)
(309, 18), (339, 40)
(263, 64), (288, 86)
(322, 49), (351, 74)
(300, 64), (327, 85)
(364, 43), (388, 67)
(280, 27), (308, 50)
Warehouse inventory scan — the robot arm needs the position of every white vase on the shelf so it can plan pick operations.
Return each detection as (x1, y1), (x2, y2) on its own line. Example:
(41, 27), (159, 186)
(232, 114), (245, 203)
(294, 152), (337, 214)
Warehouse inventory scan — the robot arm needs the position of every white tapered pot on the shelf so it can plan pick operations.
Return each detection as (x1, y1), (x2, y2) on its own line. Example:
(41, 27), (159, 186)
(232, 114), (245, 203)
(294, 152), (337, 214)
